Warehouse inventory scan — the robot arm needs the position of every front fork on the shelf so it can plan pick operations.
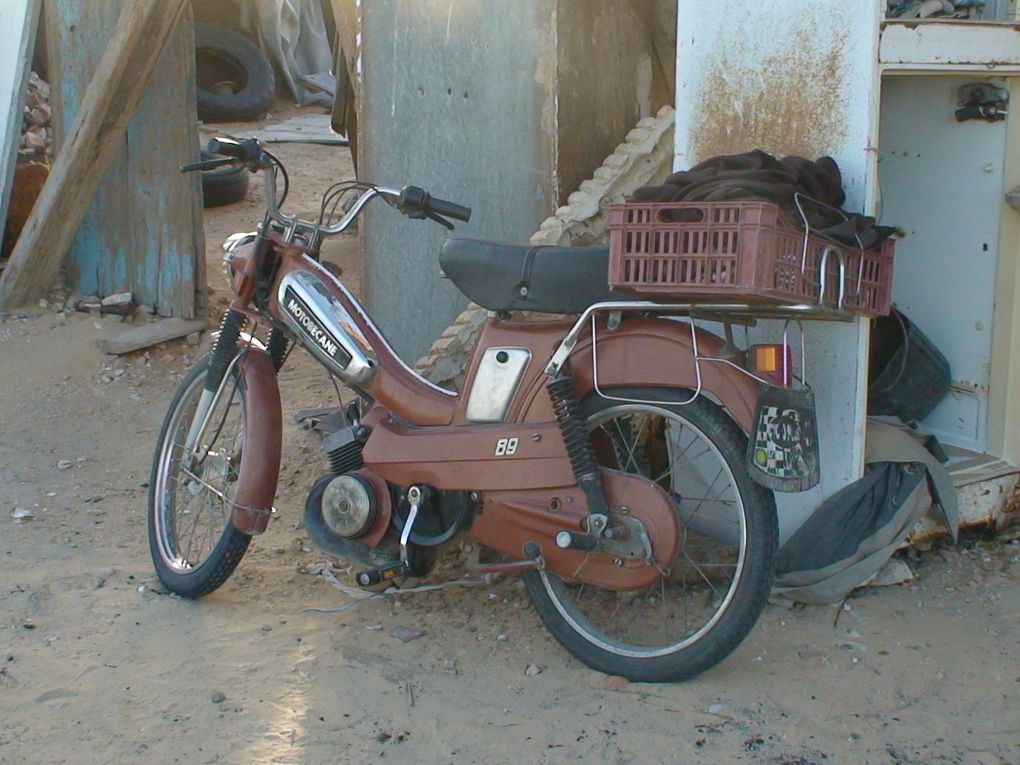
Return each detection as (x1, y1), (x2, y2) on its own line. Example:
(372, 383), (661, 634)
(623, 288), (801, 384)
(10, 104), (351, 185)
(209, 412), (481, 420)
(182, 309), (289, 461)
(178, 308), (284, 535)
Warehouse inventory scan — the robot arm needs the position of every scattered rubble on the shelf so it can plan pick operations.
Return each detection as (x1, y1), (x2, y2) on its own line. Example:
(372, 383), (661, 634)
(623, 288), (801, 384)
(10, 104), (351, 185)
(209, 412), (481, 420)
(19, 72), (52, 158)
(99, 292), (136, 316)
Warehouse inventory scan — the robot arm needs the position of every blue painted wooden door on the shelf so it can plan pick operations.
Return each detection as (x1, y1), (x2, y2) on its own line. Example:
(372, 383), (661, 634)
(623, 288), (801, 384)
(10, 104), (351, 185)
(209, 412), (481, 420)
(46, 0), (203, 317)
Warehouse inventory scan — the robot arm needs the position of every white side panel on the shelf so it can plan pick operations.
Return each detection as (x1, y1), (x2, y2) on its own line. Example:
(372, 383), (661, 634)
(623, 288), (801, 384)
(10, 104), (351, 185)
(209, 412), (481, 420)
(878, 76), (1008, 453)
(0, 0), (41, 241)
(674, 0), (882, 541)
(881, 21), (1020, 73)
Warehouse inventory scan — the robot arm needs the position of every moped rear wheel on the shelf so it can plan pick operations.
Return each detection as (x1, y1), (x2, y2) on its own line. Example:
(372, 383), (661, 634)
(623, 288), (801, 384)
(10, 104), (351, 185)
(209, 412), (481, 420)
(524, 388), (777, 682)
(148, 356), (251, 598)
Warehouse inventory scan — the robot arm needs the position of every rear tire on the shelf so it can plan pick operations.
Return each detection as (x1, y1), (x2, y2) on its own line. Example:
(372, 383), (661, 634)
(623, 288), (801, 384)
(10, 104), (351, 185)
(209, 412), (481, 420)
(148, 356), (252, 598)
(524, 388), (777, 682)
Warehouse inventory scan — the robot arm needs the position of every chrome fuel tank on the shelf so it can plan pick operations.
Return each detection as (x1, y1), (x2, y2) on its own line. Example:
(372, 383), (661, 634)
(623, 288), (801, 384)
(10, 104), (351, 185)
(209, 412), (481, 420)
(277, 270), (376, 386)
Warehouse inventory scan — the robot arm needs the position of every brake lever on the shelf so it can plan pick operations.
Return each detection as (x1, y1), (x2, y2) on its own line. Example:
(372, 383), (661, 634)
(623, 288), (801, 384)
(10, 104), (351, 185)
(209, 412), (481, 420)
(426, 211), (455, 230)
(180, 157), (235, 173)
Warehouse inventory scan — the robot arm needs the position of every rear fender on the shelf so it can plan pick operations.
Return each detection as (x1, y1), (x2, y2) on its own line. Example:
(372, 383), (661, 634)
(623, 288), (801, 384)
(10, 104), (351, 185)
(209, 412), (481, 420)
(230, 349), (282, 534)
(521, 318), (759, 432)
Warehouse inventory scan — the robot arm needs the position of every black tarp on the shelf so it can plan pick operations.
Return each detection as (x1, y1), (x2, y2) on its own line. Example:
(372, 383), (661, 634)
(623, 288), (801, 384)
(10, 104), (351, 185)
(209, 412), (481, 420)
(771, 419), (958, 604)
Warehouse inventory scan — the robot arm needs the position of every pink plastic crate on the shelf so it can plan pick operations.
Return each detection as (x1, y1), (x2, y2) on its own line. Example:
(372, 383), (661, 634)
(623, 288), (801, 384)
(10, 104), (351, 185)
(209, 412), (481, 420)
(607, 201), (894, 317)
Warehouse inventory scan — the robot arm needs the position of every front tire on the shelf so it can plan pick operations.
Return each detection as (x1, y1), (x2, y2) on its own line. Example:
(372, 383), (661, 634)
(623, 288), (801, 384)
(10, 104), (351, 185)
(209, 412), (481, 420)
(148, 356), (252, 598)
(524, 388), (778, 681)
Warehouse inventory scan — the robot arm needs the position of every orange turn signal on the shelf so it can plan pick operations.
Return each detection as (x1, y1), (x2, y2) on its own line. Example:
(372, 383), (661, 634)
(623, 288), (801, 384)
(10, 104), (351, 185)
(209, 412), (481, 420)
(747, 344), (794, 387)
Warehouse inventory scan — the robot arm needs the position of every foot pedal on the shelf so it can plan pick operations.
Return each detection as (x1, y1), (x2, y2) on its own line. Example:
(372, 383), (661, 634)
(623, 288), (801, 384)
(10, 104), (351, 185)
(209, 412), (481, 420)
(356, 560), (410, 588)
(356, 485), (426, 588)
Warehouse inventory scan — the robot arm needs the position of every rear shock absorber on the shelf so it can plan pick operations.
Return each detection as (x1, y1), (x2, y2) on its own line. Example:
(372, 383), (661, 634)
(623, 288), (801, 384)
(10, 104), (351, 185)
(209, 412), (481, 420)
(205, 309), (246, 392)
(547, 374), (609, 517)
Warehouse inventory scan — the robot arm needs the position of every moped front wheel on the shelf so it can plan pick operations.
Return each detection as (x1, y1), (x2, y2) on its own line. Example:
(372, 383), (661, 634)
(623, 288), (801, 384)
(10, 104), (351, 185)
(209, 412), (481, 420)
(148, 356), (251, 598)
(524, 388), (777, 682)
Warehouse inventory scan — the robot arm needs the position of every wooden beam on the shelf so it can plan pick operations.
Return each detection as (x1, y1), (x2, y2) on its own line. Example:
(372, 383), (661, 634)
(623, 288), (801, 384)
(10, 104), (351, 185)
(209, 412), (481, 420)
(0, 0), (189, 311)
(97, 317), (208, 355)
(47, 1), (204, 319)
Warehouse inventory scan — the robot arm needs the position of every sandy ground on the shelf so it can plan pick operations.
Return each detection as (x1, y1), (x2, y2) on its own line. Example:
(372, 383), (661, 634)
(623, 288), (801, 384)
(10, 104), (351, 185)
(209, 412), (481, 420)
(2, 108), (1020, 765)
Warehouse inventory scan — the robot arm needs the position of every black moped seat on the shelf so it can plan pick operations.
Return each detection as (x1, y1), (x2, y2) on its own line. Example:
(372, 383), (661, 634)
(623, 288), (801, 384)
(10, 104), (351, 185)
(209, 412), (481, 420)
(439, 238), (633, 314)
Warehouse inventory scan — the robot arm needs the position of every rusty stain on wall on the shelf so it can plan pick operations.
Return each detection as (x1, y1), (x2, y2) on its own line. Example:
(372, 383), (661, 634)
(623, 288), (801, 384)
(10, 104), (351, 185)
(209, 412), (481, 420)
(690, 27), (850, 163)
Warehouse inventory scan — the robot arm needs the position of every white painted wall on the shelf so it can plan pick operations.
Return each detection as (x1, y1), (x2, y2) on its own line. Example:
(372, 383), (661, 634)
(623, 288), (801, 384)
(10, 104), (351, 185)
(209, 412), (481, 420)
(674, 0), (884, 541)
(0, 0), (40, 245)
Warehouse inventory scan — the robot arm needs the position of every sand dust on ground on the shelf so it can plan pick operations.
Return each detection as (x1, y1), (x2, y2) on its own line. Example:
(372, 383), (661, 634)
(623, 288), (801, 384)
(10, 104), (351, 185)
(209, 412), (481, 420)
(1, 108), (1018, 765)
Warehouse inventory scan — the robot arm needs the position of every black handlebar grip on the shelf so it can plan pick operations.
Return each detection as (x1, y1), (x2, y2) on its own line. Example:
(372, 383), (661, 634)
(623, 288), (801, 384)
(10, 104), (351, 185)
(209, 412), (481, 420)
(180, 157), (234, 173)
(427, 195), (472, 223)
(207, 137), (261, 162)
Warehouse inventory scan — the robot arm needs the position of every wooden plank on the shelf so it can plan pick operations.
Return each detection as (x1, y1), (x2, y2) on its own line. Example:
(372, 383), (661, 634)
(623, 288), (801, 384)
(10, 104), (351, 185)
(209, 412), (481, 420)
(0, 0), (190, 312)
(45, 0), (204, 318)
(0, 0), (42, 246)
(97, 317), (208, 355)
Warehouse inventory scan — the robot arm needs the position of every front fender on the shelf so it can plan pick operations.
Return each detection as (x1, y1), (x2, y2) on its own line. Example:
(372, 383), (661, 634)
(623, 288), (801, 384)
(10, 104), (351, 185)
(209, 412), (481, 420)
(231, 349), (282, 535)
(522, 318), (759, 432)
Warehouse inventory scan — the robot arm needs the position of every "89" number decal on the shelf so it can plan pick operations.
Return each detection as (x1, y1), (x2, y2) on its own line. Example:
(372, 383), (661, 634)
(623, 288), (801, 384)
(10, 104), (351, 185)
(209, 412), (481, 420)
(494, 437), (519, 456)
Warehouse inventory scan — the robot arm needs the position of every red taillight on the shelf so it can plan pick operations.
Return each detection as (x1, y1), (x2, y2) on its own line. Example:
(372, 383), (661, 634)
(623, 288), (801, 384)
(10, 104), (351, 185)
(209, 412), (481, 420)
(747, 344), (794, 386)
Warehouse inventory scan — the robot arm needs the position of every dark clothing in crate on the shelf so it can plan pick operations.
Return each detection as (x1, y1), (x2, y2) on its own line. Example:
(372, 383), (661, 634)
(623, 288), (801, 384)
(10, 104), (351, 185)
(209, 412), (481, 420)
(633, 149), (897, 250)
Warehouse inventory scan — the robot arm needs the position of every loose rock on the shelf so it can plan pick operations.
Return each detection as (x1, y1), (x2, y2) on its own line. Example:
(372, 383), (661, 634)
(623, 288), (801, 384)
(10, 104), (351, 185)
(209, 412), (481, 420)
(603, 675), (630, 691)
(391, 626), (426, 643)
(210, 691), (226, 703)
(101, 292), (134, 308)
(525, 663), (542, 676)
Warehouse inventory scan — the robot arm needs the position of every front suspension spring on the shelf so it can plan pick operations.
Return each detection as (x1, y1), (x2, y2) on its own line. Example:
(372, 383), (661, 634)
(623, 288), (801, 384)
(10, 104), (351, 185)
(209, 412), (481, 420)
(266, 327), (290, 372)
(205, 309), (246, 392)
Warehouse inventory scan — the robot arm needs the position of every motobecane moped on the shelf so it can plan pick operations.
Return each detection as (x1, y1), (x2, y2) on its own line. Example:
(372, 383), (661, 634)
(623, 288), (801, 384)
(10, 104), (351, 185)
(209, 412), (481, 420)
(147, 137), (781, 682)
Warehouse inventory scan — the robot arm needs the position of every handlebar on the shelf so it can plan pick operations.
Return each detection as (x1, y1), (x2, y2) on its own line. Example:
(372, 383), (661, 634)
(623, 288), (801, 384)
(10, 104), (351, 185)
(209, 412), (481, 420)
(181, 137), (472, 236)
(397, 186), (472, 227)
(206, 136), (262, 163)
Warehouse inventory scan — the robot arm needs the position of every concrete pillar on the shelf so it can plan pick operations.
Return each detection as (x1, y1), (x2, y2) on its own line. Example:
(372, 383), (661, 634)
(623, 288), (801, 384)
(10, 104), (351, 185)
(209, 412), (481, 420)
(358, 0), (662, 362)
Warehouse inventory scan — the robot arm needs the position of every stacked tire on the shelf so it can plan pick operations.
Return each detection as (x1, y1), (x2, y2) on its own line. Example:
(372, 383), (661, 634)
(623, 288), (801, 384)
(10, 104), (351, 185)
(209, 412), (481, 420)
(194, 22), (275, 123)
(199, 149), (249, 208)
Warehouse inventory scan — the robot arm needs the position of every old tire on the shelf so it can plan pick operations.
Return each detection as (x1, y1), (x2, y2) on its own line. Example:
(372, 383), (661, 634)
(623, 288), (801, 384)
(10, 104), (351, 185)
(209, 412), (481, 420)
(524, 388), (778, 682)
(148, 356), (252, 598)
(194, 22), (275, 123)
(200, 150), (249, 207)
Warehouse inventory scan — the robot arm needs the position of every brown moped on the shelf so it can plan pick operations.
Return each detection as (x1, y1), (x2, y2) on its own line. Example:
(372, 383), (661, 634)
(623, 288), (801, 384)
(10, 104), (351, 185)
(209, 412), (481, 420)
(148, 138), (779, 681)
